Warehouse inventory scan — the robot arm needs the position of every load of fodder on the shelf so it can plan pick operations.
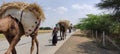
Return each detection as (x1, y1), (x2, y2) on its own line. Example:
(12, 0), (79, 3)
(0, 2), (45, 21)
(58, 20), (70, 28)
(0, 2), (46, 36)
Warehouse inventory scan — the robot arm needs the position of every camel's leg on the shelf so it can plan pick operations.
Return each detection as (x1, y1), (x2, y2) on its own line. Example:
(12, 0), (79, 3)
(34, 32), (39, 54)
(11, 48), (16, 54)
(5, 35), (17, 54)
(30, 36), (35, 54)
(60, 31), (61, 39)
(62, 32), (64, 40)
(60, 31), (62, 40)
(64, 31), (67, 39)
(30, 34), (39, 54)
(63, 31), (66, 40)
(5, 34), (20, 54)
(35, 37), (39, 54)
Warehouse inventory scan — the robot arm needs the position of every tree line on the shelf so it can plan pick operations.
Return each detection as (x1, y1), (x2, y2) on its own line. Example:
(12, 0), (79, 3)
(79, 14), (120, 36)
(39, 27), (52, 30)
(75, 0), (120, 49)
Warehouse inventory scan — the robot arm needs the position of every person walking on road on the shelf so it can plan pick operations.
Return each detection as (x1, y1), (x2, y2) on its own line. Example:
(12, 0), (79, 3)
(52, 25), (58, 46)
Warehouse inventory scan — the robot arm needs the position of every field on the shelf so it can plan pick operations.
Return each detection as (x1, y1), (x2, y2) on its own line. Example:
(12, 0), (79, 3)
(38, 30), (52, 33)
(0, 30), (52, 39)
(0, 34), (5, 40)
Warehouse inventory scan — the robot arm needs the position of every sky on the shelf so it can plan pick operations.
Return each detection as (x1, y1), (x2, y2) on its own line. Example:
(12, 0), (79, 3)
(0, 0), (105, 28)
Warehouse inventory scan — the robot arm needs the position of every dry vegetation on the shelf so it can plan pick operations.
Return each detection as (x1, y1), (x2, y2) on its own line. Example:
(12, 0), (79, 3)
(0, 2), (45, 21)
(58, 20), (70, 28)
(0, 34), (4, 38)
(38, 30), (52, 33)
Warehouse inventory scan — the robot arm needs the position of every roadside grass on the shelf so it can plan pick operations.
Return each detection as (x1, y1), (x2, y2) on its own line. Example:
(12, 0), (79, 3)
(0, 34), (5, 39)
(38, 30), (52, 33)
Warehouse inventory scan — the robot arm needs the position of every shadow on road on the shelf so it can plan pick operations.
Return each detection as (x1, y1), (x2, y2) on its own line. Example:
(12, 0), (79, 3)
(77, 41), (120, 54)
(45, 37), (63, 47)
(44, 44), (55, 46)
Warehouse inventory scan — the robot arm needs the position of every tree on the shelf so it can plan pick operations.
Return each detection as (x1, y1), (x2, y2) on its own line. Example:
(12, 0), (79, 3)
(74, 24), (80, 29)
(96, 0), (120, 35)
(80, 14), (112, 34)
(39, 27), (52, 30)
(96, 0), (120, 21)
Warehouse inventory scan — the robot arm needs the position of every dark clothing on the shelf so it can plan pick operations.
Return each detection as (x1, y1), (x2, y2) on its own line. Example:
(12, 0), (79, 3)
(69, 27), (72, 33)
(52, 34), (57, 45)
(52, 27), (58, 45)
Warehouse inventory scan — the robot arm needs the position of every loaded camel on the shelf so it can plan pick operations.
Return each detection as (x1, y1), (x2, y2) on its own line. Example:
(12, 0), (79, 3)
(58, 20), (70, 40)
(0, 2), (45, 54)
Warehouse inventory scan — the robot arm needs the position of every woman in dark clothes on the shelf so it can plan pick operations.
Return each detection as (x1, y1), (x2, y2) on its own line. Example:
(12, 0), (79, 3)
(52, 27), (58, 46)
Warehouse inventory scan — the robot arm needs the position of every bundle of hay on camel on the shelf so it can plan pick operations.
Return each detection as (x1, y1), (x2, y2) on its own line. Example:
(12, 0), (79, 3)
(58, 20), (70, 40)
(0, 2), (45, 54)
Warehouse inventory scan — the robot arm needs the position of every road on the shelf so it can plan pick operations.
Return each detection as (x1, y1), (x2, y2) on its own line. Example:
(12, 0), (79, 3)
(0, 31), (74, 54)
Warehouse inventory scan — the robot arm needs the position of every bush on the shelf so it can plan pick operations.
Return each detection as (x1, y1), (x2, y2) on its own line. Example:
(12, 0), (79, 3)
(39, 27), (52, 30)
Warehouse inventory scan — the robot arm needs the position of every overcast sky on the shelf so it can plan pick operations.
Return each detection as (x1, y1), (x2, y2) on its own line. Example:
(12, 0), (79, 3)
(0, 0), (105, 28)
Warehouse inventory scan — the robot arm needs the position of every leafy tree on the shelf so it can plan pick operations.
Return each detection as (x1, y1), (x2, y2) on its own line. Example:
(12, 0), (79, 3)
(74, 24), (80, 29)
(109, 22), (120, 34)
(96, 0), (120, 21)
(80, 14), (112, 33)
(96, 0), (120, 35)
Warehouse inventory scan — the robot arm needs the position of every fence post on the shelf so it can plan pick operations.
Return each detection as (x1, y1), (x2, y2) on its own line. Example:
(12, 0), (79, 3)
(102, 31), (105, 47)
(91, 30), (94, 40)
(95, 30), (98, 42)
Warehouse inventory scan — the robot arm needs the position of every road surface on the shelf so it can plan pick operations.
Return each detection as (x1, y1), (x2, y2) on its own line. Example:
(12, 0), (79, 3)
(0, 31), (74, 54)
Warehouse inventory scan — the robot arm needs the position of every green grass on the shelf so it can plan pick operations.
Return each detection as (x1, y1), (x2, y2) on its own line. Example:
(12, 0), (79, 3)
(0, 34), (5, 39)
(38, 30), (52, 33)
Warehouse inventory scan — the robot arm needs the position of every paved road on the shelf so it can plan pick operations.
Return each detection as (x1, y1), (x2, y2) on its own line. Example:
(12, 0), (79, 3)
(0, 31), (74, 54)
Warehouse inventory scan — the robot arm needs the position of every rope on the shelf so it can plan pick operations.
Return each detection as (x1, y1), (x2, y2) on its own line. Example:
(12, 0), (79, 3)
(19, 10), (25, 33)
(20, 10), (23, 22)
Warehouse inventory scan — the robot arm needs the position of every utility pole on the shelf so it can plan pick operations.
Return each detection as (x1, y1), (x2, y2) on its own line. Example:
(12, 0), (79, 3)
(102, 31), (105, 47)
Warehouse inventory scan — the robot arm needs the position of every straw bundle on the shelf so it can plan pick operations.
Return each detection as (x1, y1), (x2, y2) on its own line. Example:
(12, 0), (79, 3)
(58, 20), (70, 28)
(0, 2), (45, 21)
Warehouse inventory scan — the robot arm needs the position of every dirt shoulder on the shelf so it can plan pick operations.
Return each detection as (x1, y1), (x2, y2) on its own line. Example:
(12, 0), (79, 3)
(55, 30), (119, 54)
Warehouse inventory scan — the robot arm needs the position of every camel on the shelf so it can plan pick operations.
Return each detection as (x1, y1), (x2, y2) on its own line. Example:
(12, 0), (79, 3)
(0, 2), (45, 54)
(58, 20), (70, 40)
(58, 23), (66, 40)
(0, 15), (40, 54)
